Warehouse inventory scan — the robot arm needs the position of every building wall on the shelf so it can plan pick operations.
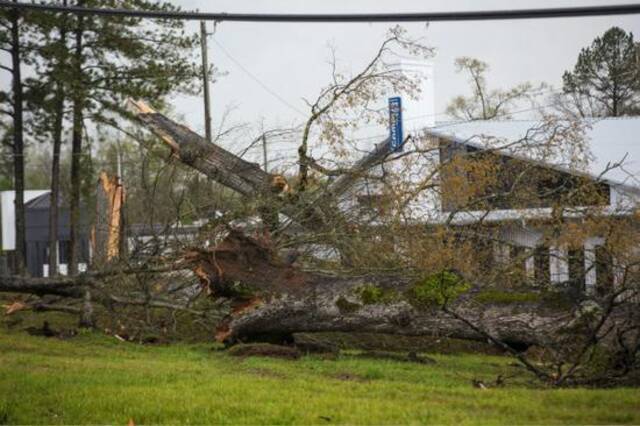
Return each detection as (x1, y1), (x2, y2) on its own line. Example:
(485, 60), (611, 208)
(24, 200), (90, 277)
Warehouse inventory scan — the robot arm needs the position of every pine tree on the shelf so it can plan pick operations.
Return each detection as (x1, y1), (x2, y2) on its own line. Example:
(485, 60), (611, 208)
(563, 26), (640, 117)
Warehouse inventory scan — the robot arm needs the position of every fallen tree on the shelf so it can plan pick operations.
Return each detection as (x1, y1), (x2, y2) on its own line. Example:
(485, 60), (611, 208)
(179, 228), (569, 347)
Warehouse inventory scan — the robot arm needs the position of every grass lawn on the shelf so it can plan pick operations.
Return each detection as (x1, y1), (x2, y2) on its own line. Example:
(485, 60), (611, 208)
(0, 325), (639, 424)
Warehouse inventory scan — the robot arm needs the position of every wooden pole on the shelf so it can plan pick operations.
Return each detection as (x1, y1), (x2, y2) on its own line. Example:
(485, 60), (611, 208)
(200, 20), (212, 143)
(262, 134), (268, 172)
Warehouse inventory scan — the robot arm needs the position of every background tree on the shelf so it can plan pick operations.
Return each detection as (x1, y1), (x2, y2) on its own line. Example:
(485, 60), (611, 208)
(562, 26), (640, 117)
(446, 57), (546, 121)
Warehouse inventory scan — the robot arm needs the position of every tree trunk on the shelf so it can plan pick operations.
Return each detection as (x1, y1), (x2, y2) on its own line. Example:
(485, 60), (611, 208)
(49, 83), (65, 277)
(48, 3), (68, 278)
(10, 2), (26, 276)
(78, 288), (94, 328)
(68, 6), (84, 276)
(182, 230), (567, 346)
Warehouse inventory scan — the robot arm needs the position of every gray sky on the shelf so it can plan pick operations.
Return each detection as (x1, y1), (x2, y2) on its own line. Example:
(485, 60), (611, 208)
(167, 0), (640, 160)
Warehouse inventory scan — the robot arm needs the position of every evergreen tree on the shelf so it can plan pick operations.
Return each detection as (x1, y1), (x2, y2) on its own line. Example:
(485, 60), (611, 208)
(563, 26), (640, 117)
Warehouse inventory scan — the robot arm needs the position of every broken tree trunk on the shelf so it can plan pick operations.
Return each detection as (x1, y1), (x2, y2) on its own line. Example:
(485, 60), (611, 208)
(182, 229), (568, 346)
(129, 100), (276, 197)
(92, 171), (125, 265)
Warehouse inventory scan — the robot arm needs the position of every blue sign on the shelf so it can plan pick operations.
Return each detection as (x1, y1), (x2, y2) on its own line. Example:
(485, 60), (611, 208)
(388, 97), (403, 152)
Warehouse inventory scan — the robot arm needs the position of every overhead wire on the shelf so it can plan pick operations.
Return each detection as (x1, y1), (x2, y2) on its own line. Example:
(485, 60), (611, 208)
(1, 2), (640, 22)
(211, 39), (308, 117)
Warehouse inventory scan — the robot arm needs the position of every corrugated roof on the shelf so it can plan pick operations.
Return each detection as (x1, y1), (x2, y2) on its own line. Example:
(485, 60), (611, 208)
(428, 117), (640, 191)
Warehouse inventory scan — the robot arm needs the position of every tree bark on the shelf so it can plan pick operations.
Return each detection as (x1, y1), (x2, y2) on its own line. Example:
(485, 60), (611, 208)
(10, 2), (25, 275)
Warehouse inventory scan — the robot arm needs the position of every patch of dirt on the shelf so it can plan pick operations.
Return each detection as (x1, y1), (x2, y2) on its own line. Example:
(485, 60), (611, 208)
(227, 343), (301, 360)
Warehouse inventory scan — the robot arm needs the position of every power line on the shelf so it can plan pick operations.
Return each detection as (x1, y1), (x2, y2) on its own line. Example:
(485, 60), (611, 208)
(1, 2), (640, 22)
(212, 39), (307, 116)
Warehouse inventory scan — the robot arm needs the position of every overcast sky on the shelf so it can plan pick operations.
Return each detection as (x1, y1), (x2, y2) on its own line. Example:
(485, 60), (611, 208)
(165, 0), (640, 160)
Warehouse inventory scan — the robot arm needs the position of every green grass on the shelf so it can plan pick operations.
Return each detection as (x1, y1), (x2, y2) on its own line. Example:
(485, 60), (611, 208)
(0, 327), (639, 424)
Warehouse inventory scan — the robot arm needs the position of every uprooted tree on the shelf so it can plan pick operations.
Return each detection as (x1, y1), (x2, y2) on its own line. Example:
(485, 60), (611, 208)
(2, 26), (638, 386)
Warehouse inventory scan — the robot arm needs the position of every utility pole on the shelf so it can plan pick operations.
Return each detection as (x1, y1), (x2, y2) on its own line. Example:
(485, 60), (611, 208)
(262, 134), (268, 172)
(200, 20), (212, 143)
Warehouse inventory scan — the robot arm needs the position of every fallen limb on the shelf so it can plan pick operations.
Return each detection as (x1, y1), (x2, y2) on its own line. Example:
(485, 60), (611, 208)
(0, 276), (87, 297)
(0, 264), (186, 297)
